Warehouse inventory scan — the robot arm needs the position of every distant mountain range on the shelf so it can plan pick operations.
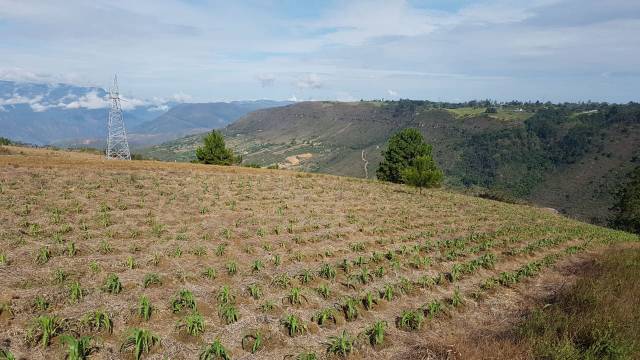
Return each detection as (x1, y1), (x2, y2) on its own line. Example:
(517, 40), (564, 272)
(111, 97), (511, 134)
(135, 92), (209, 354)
(142, 100), (640, 225)
(0, 80), (290, 147)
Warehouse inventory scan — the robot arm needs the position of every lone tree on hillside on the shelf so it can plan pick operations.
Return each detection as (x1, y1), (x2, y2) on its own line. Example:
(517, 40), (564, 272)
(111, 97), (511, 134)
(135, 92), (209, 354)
(401, 155), (443, 192)
(610, 166), (640, 234)
(195, 130), (238, 165)
(376, 128), (442, 187)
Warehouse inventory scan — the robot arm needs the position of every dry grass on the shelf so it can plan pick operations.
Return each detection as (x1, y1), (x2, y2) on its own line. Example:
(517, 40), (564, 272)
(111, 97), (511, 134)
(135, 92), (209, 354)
(0, 146), (637, 359)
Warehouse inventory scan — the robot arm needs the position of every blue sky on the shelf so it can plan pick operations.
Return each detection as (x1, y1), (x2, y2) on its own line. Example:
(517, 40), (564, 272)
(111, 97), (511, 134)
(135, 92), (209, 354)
(1, 0), (639, 103)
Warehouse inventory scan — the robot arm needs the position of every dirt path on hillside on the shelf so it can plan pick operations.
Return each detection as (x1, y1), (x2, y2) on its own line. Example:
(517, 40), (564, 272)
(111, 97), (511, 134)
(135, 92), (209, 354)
(393, 243), (639, 360)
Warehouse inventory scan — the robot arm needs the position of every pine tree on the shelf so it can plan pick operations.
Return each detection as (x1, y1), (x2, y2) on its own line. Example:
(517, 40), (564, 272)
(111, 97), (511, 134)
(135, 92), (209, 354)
(401, 155), (443, 193)
(376, 128), (438, 183)
(195, 130), (238, 165)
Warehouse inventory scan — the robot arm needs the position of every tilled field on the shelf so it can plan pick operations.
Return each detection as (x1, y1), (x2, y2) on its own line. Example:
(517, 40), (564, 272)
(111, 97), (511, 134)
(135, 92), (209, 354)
(0, 146), (636, 359)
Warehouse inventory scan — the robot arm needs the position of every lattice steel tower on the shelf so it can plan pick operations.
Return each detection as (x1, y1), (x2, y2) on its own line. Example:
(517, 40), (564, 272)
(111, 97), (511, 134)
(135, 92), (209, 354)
(106, 75), (131, 160)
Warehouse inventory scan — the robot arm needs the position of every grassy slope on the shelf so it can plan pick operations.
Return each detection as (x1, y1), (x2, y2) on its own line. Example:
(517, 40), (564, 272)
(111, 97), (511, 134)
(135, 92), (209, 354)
(140, 101), (640, 224)
(0, 146), (637, 359)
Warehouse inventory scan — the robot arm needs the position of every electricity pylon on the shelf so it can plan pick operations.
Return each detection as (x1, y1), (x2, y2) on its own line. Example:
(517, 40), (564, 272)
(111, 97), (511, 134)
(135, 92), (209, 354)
(106, 75), (131, 160)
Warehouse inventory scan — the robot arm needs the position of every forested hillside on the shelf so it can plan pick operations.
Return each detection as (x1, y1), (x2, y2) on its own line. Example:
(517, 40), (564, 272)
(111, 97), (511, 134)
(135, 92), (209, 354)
(141, 101), (640, 224)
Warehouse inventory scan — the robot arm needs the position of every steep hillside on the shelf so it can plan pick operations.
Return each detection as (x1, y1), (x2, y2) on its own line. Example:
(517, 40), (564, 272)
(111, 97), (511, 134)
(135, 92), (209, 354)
(0, 146), (636, 359)
(142, 101), (640, 224)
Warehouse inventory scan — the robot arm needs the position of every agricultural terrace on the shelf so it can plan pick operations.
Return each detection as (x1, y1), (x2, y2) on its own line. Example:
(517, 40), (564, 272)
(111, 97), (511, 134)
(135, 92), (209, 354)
(0, 146), (636, 359)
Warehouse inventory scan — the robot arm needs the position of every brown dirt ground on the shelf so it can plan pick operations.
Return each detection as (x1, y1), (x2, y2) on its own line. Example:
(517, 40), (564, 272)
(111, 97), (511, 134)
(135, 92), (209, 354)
(0, 146), (637, 360)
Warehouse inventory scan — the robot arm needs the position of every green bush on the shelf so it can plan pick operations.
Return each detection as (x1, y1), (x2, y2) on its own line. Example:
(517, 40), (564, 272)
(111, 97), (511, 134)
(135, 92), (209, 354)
(195, 130), (238, 165)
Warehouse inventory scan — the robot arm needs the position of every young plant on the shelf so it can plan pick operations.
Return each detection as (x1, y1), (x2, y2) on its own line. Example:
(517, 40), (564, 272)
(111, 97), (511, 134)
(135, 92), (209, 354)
(272, 273), (291, 289)
(337, 298), (359, 321)
(69, 281), (84, 303)
(33, 296), (49, 312)
(247, 284), (262, 300)
(312, 308), (337, 326)
(202, 267), (217, 279)
(365, 320), (387, 346)
(35, 247), (51, 265)
(281, 314), (307, 337)
(326, 330), (354, 357)
(179, 312), (205, 336)
(251, 259), (264, 273)
(260, 300), (276, 312)
(0, 348), (16, 360)
(424, 299), (443, 318)
(284, 287), (307, 305)
(60, 335), (93, 360)
(316, 284), (331, 299)
(361, 291), (377, 310)
(215, 244), (227, 256)
(200, 339), (231, 360)
(318, 263), (336, 280)
(217, 285), (235, 305)
(138, 296), (153, 321)
(120, 328), (160, 360)
(142, 273), (162, 288)
(171, 289), (196, 313)
(126, 256), (136, 269)
(29, 315), (61, 347)
(241, 330), (264, 354)
(226, 261), (237, 276)
(218, 304), (239, 324)
(396, 309), (424, 331)
(53, 268), (67, 284)
(82, 310), (113, 333)
(298, 269), (314, 284)
(273, 254), (282, 267)
(103, 273), (122, 294)
(380, 284), (394, 301)
(451, 287), (464, 307)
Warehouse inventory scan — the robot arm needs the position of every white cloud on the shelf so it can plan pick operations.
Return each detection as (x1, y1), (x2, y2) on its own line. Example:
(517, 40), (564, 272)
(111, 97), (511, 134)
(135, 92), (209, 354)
(256, 73), (276, 87)
(287, 95), (298, 102)
(63, 91), (110, 110)
(169, 92), (192, 103)
(387, 89), (398, 96)
(295, 73), (323, 89)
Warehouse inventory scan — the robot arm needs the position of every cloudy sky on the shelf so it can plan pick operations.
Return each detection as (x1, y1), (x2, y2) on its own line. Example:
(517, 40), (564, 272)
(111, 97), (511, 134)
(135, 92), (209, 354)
(1, 0), (639, 103)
